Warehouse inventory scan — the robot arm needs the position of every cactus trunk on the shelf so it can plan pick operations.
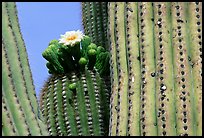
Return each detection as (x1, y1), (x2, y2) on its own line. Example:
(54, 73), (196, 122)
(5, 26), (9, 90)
(105, 2), (202, 136)
(2, 2), (48, 136)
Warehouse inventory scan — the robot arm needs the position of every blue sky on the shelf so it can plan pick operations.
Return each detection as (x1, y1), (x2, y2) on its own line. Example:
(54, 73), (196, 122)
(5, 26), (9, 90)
(16, 2), (83, 98)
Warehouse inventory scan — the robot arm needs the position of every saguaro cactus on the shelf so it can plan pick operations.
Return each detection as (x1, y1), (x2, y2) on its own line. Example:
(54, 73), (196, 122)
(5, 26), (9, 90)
(39, 32), (110, 136)
(107, 2), (202, 136)
(2, 2), (48, 136)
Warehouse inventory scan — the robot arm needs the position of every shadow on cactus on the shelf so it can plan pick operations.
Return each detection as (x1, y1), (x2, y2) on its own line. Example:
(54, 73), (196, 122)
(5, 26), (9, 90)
(40, 30), (110, 136)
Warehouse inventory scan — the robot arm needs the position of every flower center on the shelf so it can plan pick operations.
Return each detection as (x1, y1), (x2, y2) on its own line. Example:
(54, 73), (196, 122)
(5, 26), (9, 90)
(67, 35), (77, 41)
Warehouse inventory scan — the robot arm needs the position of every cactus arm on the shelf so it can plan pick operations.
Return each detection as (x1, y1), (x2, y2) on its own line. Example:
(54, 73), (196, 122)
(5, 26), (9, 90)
(81, 2), (89, 37)
(81, 2), (95, 44)
(94, 2), (105, 48)
(138, 2), (158, 136)
(2, 2), (48, 135)
(124, 2), (141, 136)
(5, 2), (39, 115)
(81, 2), (109, 50)
(2, 12), (42, 136)
(2, 43), (29, 135)
(82, 2), (94, 43)
(89, 2), (99, 45)
(171, 2), (196, 136)
(185, 2), (202, 136)
(108, 2), (119, 136)
(153, 2), (177, 136)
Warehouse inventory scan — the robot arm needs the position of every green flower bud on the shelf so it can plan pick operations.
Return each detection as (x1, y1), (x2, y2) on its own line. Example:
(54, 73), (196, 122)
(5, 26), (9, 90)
(79, 57), (88, 66)
(97, 46), (105, 53)
(88, 49), (97, 56)
(69, 83), (77, 90)
(87, 43), (97, 51)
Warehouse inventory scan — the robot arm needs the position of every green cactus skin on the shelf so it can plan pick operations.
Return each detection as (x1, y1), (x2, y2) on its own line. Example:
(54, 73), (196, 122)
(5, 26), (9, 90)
(2, 2), (48, 136)
(39, 68), (110, 136)
(107, 2), (202, 136)
(81, 2), (109, 50)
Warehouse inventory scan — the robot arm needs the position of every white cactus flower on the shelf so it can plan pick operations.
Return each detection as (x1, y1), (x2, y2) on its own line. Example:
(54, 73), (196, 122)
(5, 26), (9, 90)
(59, 30), (84, 46)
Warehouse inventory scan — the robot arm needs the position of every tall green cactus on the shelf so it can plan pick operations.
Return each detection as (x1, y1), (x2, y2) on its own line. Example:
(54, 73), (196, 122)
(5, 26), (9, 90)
(106, 2), (202, 136)
(2, 2), (48, 136)
(39, 33), (110, 136)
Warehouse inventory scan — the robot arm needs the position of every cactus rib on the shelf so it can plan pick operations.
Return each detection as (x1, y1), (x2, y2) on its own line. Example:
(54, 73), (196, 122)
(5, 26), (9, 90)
(185, 2), (202, 136)
(125, 2), (142, 136)
(108, 2), (119, 136)
(114, 2), (129, 136)
(153, 2), (177, 136)
(171, 2), (196, 136)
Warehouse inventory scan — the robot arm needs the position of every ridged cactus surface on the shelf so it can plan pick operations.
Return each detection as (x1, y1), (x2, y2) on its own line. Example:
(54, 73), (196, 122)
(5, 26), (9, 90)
(81, 2), (109, 50)
(2, 2), (48, 136)
(107, 2), (202, 136)
(39, 32), (110, 136)
(40, 69), (110, 136)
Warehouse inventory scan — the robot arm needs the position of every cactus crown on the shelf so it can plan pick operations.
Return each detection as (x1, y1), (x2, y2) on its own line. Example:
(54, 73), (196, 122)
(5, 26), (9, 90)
(42, 30), (110, 76)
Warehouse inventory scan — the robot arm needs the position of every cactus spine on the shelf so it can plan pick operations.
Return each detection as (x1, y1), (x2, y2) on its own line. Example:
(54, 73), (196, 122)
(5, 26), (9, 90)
(2, 2), (48, 136)
(105, 2), (202, 136)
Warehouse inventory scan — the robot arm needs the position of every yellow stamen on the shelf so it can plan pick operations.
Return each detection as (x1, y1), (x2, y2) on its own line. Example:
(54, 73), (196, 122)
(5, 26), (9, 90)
(67, 35), (77, 41)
